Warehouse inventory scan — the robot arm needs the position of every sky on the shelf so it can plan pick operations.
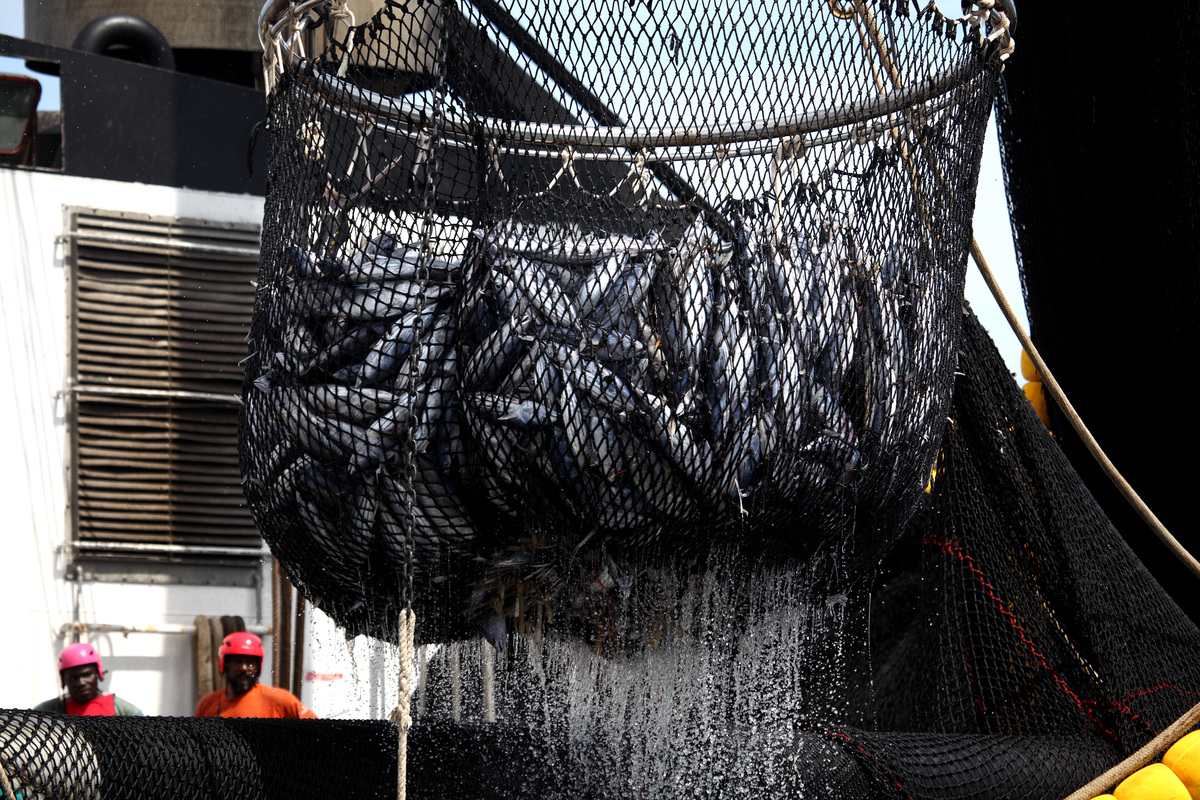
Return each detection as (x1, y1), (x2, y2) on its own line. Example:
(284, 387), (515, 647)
(1, 1), (61, 108)
(0, 0), (1030, 381)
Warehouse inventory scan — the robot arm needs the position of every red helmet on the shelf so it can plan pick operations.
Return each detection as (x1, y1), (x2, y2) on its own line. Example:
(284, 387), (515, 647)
(218, 632), (264, 673)
(58, 643), (104, 679)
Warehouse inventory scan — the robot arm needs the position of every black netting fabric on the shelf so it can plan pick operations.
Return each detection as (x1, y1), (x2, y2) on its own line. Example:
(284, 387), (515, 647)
(874, 309), (1200, 745)
(8, 320), (1200, 797)
(838, 309), (1200, 798)
(240, 0), (1003, 644)
(0, 713), (395, 800)
(994, 1), (1200, 624)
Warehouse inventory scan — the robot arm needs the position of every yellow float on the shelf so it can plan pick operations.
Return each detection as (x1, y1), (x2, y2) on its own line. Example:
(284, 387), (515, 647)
(1112, 763), (1190, 800)
(1020, 349), (1050, 429)
(1164, 729), (1200, 800)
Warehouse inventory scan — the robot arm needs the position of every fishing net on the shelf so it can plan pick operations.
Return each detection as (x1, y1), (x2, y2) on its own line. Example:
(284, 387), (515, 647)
(240, 0), (1008, 644)
(0, 712), (396, 800)
(6, 2), (1198, 799)
(994, 0), (1200, 624)
(844, 308), (1200, 797)
(9, 311), (1200, 799)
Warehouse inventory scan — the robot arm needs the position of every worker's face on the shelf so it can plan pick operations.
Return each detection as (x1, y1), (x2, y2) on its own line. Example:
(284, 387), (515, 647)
(61, 664), (101, 704)
(224, 654), (261, 695)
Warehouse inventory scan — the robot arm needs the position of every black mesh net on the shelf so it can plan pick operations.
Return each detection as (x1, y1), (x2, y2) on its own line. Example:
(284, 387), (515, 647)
(994, 0), (1200, 625)
(844, 309), (1200, 797)
(0, 712), (396, 800)
(107, 0), (1177, 797)
(6, 1), (1198, 798)
(240, 0), (1003, 644)
(9, 312), (1200, 798)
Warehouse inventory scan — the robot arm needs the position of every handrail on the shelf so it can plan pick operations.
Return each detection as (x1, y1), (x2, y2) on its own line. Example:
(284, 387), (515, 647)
(57, 621), (272, 637)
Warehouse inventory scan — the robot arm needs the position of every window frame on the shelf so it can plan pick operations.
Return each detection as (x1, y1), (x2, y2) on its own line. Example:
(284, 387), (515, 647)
(63, 206), (265, 576)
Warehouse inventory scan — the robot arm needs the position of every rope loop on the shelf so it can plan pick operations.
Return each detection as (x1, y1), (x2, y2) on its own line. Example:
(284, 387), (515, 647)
(329, 0), (358, 77)
(486, 139), (509, 192)
(327, 0), (356, 29)
(531, 146), (576, 197)
(390, 608), (417, 731)
(631, 149), (655, 206)
(965, 0), (1015, 63)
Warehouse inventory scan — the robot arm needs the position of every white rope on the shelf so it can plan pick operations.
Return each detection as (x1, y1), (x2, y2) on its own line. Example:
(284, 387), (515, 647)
(629, 150), (656, 207)
(0, 754), (17, 800)
(486, 140), (508, 193)
(262, 37), (278, 95)
(770, 135), (805, 246)
(389, 608), (416, 800)
(968, 242), (1200, 581)
(538, 147), (577, 198)
(260, 0), (358, 93)
(965, 0), (1015, 63)
(337, 31), (356, 78)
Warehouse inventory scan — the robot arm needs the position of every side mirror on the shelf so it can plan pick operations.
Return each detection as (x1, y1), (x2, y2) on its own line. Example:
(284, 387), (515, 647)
(0, 73), (41, 155)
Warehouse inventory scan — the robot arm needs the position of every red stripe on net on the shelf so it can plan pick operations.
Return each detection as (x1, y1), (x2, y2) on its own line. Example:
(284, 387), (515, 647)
(922, 533), (1118, 741)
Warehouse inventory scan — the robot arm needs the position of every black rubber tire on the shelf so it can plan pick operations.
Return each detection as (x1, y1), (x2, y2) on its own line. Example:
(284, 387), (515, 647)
(70, 14), (176, 71)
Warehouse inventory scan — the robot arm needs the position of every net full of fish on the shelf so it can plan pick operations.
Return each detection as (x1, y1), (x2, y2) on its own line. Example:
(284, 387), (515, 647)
(455, 211), (946, 554)
(240, 210), (950, 626)
(243, 233), (480, 594)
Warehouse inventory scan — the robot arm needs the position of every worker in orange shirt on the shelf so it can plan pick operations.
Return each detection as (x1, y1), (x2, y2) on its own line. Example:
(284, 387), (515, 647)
(194, 632), (317, 719)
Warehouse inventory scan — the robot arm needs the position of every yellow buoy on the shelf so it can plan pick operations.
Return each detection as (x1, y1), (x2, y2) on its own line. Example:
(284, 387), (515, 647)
(1022, 380), (1050, 428)
(1164, 729), (1200, 800)
(1113, 763), (1191, 800)
(1090, 795), (1117, 800)
(1020, 349), (1040, 382)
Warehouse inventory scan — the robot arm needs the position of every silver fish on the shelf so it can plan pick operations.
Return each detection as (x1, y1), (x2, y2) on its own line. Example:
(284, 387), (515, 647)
(463, 314), (532, 391)
(337, 281), (455, 321)
(350, 404), (413, 471)
(297, 384), (399, 425)
(341, 247), (459, 284)
(356, 303), (439, 386)
(557, 346), (638, 420)
(272, 387), (369, 463)
(467, 392), (556, 428)
(502, 256), (580, 330)
(575, 252), (629, 318)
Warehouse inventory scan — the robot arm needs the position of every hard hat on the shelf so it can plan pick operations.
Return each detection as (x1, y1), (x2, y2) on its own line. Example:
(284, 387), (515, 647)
(58, 643), (104, 679)
(218, 632), (264, 674)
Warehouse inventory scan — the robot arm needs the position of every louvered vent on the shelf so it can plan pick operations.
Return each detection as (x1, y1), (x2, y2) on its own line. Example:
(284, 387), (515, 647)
(68, 209), (263, 563)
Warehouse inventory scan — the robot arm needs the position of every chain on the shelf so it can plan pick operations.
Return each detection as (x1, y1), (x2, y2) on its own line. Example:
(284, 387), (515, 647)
(389, 0), (452, 791)
(400, 29), (450, 615)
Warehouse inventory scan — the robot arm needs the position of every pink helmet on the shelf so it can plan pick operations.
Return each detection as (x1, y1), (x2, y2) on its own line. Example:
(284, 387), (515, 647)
(218, 632), (264, 673)
(58, 643), (104, 678)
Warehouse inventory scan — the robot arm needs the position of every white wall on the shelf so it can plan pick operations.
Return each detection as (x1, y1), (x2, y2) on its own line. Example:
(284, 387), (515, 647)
(0, 168), (274, 717)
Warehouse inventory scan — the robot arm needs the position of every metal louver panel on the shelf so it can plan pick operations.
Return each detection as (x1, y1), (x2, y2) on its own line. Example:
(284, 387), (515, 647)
(68, 209), (263, 562)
